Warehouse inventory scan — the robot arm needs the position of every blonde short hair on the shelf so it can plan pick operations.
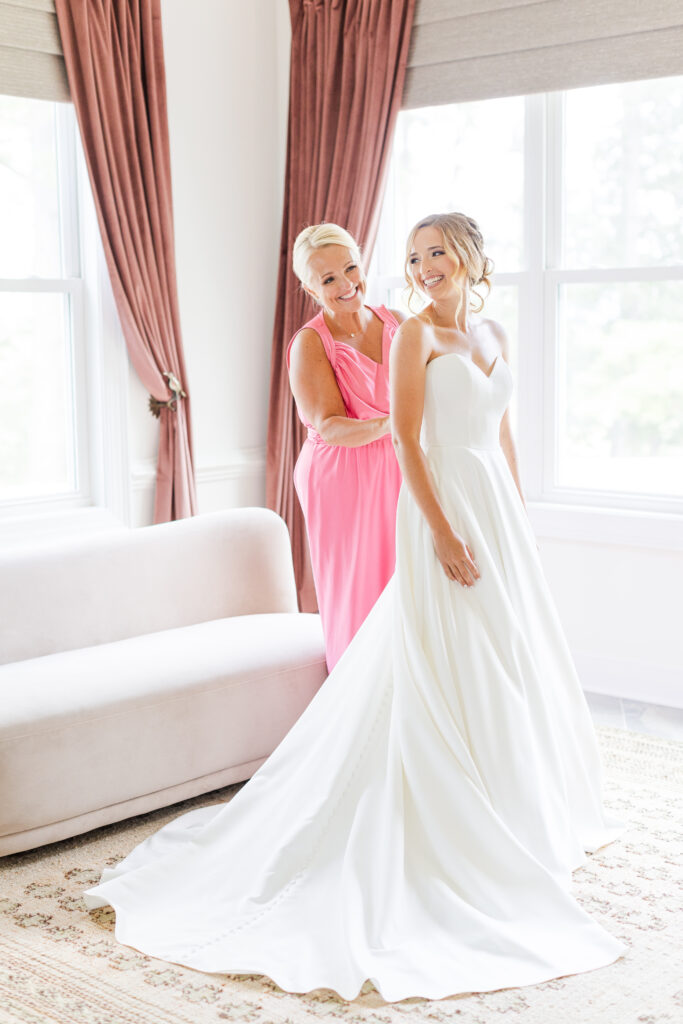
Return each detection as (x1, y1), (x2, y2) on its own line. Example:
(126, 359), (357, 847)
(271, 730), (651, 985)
(292, 223), (363, 288)
(405, 212), (494, 317)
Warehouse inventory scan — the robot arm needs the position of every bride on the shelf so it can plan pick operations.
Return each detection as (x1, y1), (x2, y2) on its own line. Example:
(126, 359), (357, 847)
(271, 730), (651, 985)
(84, 212), (627, 1002)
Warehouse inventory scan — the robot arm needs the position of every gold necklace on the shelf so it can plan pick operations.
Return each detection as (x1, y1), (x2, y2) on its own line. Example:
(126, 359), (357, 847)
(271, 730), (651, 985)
(327, 311), (361, 341)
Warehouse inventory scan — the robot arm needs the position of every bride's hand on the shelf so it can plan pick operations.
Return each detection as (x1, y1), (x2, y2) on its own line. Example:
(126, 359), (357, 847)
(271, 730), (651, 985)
(432, 526), (480, 587)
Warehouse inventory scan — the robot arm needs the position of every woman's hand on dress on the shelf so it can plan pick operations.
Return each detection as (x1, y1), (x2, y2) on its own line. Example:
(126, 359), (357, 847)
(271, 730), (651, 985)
(432, 526), (480, 587)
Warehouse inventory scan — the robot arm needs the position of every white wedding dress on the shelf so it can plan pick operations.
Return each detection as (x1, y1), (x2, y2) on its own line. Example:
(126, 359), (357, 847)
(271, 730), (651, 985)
(85, 352), (627, 1002)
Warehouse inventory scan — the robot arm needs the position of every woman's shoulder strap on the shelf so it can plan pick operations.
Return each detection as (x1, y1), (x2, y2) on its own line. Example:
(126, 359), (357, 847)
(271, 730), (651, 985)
(370, 304), (400, 330)
(369, 304), (402, 338)
(287, 310), (335, 370)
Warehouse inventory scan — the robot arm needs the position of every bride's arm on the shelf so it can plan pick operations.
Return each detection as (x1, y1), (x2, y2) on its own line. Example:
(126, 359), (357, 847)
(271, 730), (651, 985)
(390, 319), (480, 588)
(499, 409), (526, 509)
(491, 322), (526, 509)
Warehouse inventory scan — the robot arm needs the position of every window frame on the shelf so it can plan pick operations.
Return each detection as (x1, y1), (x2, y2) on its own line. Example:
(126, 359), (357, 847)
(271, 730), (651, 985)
(0, 99), (131, 538)
(369, 88), (683, 551)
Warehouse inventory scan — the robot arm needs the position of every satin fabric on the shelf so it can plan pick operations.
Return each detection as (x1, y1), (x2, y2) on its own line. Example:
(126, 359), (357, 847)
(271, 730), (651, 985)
(84, 352), (627, 1002)
(287, 305), (402, 668)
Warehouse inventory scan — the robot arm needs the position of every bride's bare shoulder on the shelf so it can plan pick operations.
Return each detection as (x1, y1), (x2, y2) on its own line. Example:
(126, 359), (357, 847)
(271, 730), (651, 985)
(480, 316), (511, 358)
(393, 314), (431, 361)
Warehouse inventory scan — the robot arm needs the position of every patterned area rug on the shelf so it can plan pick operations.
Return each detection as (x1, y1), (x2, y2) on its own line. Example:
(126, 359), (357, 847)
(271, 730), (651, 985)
(1, 727), (681, 1024)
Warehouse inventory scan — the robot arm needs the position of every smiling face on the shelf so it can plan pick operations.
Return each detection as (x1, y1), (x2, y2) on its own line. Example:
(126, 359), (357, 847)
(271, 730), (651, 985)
(304, 245), (365, 314)
(407, 225), (464, 300)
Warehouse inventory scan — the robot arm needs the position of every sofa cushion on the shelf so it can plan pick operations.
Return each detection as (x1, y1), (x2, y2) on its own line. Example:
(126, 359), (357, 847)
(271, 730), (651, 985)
(0, 508), (299, 666)
(0, 613), (325, 837)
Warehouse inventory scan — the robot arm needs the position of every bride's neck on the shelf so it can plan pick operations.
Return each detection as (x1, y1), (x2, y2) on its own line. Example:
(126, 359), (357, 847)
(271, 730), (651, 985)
(427, 295), (471, 334)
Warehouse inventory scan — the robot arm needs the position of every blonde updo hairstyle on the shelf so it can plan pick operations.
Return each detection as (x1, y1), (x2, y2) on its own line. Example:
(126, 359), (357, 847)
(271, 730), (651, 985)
(405, 212), (494, 320)
(292, 223), (364, 303)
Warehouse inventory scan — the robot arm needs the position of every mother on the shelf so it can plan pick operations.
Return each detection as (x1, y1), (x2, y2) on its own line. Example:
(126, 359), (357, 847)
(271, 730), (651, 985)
(287, 223), (403, 669)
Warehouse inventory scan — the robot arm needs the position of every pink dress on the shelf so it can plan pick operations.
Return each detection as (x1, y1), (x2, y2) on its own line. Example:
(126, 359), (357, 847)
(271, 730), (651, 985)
(287, 305), (402, 669)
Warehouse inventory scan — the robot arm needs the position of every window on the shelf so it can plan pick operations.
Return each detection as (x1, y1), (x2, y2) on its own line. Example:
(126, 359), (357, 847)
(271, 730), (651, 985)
(0, 94), (129, 530)
(370, 76), (683, 523)
(0, 94), (85, 507)
(554, 80), (683, 503)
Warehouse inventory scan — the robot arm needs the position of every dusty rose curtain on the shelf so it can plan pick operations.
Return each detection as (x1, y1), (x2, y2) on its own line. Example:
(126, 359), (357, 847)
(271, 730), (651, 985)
(267, 0), (416, 610)
(55, 0), (196, 522)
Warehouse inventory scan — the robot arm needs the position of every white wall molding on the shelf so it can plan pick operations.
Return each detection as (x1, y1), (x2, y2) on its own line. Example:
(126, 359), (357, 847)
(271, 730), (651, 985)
(529, 502), (683, 551)
(196, 448), (267, 485)
(130, 460), (156, 490)
(132, 447), (266, 492)
(574, 651), (683, 710)
(130, 446), (267, 526)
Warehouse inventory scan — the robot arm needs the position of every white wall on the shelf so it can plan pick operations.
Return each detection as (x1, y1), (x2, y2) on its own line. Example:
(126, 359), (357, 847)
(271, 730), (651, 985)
(538, 538), (683, 707)
(127, 0), (291, 526)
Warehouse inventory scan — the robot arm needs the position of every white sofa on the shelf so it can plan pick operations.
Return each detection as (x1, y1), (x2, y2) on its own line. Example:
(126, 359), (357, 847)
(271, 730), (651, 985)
(0, 508), (326, 856)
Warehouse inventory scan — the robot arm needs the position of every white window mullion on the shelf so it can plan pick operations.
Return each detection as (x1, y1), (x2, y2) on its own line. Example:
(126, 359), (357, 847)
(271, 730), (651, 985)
(76, 136), (132, 525)
(68, 277), (91, 502)
(59, 100), (90, 505)
(550, 266), (683, 284)
(0, 278), (73, 294)
(55, 103), (81, 278)
(542, 273), (560, 501)
(517, 93), (545, 502)
(542, 91), (565, 501)
(545, 92), (564, 272)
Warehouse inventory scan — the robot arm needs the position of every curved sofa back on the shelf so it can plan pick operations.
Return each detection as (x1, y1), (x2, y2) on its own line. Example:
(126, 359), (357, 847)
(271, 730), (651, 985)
(0, 508), (298, 665)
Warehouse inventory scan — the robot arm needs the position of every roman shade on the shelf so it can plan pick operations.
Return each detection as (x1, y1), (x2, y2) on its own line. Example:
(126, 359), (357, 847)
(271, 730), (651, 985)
(0, 0), (69, 100)
(403, 0), (683, 108)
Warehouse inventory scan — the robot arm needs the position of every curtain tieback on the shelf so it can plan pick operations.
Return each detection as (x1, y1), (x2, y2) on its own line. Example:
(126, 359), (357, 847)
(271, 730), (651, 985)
(148, 371), (187, 418)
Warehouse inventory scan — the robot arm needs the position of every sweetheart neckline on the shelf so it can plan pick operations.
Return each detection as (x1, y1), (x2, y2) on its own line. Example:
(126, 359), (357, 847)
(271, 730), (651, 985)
(427, 351), (505, 382)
